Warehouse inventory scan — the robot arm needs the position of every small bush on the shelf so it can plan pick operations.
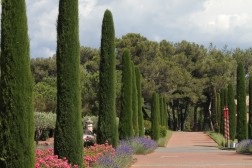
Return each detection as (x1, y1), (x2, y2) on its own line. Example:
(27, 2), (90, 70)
(159, 126), (167, 137)
(236, 139), (252, 154)
(158, 130), (173, 147)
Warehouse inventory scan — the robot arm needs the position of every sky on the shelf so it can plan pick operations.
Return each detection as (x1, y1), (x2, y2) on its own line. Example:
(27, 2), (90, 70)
(17, 0), (252, 57)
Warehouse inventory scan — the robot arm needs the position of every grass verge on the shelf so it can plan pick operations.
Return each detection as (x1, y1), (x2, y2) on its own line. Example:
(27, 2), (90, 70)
(206, 131), (225, 148)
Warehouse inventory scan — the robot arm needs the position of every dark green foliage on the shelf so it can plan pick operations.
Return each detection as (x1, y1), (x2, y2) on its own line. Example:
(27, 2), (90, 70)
(0, 0), (35, 167)
(131, 62), (139, 136)
(249, 76), (252, 139)
(54, 0), (83, 165)
(119, 49), (134, 139)
(97, 10), (118, 147)
(159, 95), (164, 126)
(216, 93), (221, 133)
(135, 67), (144, 136)
(228, 84), (236, 140)
(236, 63), (248, 141)
(163, 97), (168, 128)
(151, 93), (160, 141)
(220, 89), (225, 135)
(211, 87), (218, 131)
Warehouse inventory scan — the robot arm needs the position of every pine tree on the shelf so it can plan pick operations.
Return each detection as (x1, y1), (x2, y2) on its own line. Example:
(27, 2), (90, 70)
(119, 49), (133, 139)
(135, 67), (144, 136)
(236, 63), (248, 141)
(131, 61), (139, 136)
(0, 0), (35, 167)
(97, 10), (118, 147)
(151, 93), (160, 141)
(248, 76), (252, 139)
(54, 0), (83, 165)
(228, 84), (236, 140)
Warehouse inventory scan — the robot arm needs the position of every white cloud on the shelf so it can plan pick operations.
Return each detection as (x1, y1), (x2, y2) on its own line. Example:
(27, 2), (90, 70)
(1, 0), (252, 57)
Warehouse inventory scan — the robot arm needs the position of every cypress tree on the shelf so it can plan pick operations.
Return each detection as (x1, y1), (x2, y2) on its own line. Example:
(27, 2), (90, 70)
(236, 63), (248, 141)
(159, 95), (164, 126)
(216, 93), (221, 133)
(163, 97), (168, 128)
(54, 0), (83, 165)
(211, 87), (218, 131)
(131, 62), (139, 136)
(97, 10), (118, 147)
(135, 67), (144, 136)
(248, 76), (252, 139)
(0, 0), (35, 167)
(220, 89), (225, 135)
(151, 93), (160, 141)
(119, 49), (133, 139)
(228, 84), (236, 140)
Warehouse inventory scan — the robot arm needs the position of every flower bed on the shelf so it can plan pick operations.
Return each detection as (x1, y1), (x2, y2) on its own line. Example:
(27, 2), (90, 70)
(35, 137), (157, 168)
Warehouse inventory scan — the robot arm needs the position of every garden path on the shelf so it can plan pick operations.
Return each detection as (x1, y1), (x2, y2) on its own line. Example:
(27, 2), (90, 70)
(131, 132), (252, 168)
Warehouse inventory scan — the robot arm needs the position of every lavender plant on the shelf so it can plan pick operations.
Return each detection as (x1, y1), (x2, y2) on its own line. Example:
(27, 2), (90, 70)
(236, 139), (252, 154)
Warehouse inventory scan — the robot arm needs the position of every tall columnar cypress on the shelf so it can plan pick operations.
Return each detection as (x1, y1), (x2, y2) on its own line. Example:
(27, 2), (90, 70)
(163, 97), (168, 128)
(97, 10), (118, 147)
(216, 93), (221, 133)
(54, 0), (83, 165)
(236, 63), (248, 141)
(135, 67), (144, 136)
(0, 0), (35, 167)
(119, 49), (133, 139)
(131, 62), (139, 136)
(211, 87), (218, 131)
(220, 89), (225, 135)
(248, 76), (252, 139)
(159, 95), (164, 126)
(228, 84), (236, 140)
(151, 93), (160, 141)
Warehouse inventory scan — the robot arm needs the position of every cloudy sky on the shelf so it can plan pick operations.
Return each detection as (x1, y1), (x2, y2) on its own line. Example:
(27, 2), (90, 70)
(23, 0), (252, 58)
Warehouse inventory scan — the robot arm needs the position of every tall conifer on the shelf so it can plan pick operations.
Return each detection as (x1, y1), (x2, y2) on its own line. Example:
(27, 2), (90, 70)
(97, 10), (118, 147)
(119, 49), (133, 139)
(54, 0), (83, 165)
(135, 67), (144, 136)
(228, 84), (236, 140)
(236, 63), (248, 141)
(248, 76), (252, 139)
(131, 62), (139, 136)
(0, 0), (35, 167)
(151, 93), (160, 141)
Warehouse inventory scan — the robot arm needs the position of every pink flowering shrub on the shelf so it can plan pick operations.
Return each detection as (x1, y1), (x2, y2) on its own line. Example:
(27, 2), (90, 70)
(83, 141), (115, 168)
(35, 148), (78, 168)
(35, 141), (116, 168)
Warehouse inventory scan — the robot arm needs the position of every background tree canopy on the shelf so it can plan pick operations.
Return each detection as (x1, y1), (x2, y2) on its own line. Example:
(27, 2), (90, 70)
(31, 33), (252, 131)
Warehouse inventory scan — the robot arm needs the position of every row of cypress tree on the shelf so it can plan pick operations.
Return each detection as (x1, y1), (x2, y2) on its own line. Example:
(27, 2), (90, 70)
(119, 49), (144, 140)
(0, 1), (120, 166)
(212, 62), (251, 142)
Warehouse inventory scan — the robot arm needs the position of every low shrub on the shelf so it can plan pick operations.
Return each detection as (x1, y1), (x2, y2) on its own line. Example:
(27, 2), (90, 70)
(120, 137), (158, 154)
(236, 139), (252, 154)
(35, 148), (77, 168)
(159, 126), (167, 137)
(158, 130), (173, 147)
